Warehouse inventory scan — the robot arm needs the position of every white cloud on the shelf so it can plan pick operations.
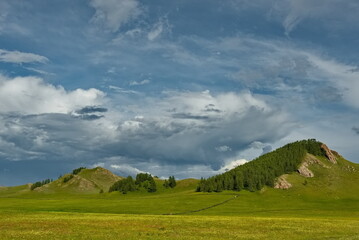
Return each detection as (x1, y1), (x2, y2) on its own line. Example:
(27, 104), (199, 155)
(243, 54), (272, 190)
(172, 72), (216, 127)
(0, 49), (48, 64)
(0, 75), (105, 114)
(273, 0), (357, 36)
(89, 0), (142, 32)
(219, 159), (248, 172)
(109, 85), (139, 94)
(110, 164), (147, 175)
(24, 67), (54, 76)
(147, 18), (170, 41)
(129, 79), (150, 86)
(303, 53), (359, 109)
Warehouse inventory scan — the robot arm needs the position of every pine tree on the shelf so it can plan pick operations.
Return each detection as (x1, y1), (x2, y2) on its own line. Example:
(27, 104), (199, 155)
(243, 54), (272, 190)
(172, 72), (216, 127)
(168, 176), (176, 188)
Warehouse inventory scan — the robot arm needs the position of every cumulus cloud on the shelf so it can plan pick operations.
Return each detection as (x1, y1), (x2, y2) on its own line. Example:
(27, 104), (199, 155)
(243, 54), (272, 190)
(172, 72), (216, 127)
(0, 86), (292, 180)
(89, 0), (142, 32)
(110, 164), (147, 176)
(108, 90), (292, 171)
(218, 159), (248, 172)
(0, 49), (48, 64)
(0, 75), (105, 114)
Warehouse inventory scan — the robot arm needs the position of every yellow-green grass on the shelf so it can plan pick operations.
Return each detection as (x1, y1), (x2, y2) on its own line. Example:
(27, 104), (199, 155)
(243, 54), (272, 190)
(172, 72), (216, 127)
(0, 212), (359, 240)
(0, 156), (358, 239)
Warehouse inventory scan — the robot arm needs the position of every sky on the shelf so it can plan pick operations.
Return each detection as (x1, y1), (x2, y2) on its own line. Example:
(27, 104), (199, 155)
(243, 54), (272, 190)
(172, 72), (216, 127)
(0, 0), (359, 186)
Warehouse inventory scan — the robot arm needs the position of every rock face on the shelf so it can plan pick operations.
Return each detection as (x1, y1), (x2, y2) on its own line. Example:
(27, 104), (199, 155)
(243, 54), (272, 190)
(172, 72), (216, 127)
(297, 154), (328, 178)
(298, 161), (314, 177)
(321, 144), (337, 164)
(274, 175), (292, 189)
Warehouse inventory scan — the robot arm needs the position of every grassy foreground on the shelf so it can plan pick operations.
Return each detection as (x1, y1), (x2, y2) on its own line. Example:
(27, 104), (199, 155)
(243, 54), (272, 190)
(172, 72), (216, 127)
(1, 154), (358, 239)
(1, 212), (359, 240)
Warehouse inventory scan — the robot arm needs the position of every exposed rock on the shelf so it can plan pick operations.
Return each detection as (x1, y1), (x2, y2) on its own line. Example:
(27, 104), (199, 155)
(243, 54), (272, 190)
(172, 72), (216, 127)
(297, 154), (329, 178)
(298, 161), (314, 177)
(321, 144), (337, 164)
(305, 154), (326, 167)
(274, 175), (292, 189)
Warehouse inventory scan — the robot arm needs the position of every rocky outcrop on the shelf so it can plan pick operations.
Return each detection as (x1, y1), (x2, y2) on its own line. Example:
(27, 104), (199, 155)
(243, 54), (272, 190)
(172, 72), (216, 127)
(297, 154), (328, 178)
(298, 161), (314, 177)
(321, 144), (337, 164)
(274, 175), (292, 189)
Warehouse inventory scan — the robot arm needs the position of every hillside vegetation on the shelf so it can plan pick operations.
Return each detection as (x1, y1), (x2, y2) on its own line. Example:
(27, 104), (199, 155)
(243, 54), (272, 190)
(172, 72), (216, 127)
(197, 139), (330, 192)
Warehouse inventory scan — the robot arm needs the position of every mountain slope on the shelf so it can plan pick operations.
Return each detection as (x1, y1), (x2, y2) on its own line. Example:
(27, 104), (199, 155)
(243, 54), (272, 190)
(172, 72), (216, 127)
(278, 153), (359, 198)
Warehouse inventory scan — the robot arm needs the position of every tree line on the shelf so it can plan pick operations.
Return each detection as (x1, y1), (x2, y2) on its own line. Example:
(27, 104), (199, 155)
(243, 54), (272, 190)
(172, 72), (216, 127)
(31, 178), (53, 190)
(196, 139), (325, 192)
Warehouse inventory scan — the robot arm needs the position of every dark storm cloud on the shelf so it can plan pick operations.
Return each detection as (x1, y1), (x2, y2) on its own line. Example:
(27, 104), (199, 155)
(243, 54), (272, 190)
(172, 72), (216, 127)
(0, 91), (294, 184)
(171, 113), (211, 120)
(76, 106), (108, 114)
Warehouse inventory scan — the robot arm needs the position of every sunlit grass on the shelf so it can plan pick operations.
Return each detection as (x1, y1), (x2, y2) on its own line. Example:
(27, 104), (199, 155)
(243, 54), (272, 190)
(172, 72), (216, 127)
(1, 212), (359, 240)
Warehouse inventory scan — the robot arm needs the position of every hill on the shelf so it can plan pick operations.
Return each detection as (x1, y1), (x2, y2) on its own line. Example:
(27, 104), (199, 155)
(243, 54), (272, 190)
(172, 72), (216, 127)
(32, 167), (123, 194)
(196, 139), (348, 192)
(0, 139), (358, 239)
(0, 139), (358, 217)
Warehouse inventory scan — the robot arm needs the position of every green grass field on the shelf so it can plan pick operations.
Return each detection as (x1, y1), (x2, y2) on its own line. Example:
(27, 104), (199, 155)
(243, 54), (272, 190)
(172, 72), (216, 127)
(1, 156), (358, 239)
(1, 212), (359, 240)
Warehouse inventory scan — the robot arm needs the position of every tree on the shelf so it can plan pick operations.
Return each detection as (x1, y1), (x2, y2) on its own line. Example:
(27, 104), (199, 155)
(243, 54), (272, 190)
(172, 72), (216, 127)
(163, 180), (170, 188)
(147, 178), (157, 192)
(109, 176), (136, 194)
(72, 167), (86, 175)
(168, 176), (176, 188)
(109, 174), (157, 193)
(30, 178), (53, 190)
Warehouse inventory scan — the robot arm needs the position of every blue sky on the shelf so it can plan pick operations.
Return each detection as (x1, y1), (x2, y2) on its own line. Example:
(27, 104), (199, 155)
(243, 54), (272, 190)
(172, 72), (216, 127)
(0, 0), (359, 185)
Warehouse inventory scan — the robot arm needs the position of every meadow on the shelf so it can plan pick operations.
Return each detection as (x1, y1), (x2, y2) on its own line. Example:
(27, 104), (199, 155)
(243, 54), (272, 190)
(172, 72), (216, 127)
(1, 155), (358, 239)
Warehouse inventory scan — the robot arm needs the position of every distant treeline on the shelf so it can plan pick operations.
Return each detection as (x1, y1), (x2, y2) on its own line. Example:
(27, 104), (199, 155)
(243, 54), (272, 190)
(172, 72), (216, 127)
(31, 179), (53, 190)
(197, 139), (325, 192)
(109, 173), (176, 194)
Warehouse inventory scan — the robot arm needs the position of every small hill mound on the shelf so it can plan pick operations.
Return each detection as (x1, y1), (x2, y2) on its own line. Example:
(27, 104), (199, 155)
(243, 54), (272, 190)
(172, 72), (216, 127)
(35, 167), (122, 194)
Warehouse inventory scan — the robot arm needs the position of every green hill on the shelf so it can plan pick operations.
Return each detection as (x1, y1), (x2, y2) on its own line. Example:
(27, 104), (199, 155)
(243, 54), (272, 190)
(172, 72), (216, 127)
(1, 140), (358, 239)
(196, 139), (348, 192)
(34, 167), (123, 194)
(0, 139), (358, 217)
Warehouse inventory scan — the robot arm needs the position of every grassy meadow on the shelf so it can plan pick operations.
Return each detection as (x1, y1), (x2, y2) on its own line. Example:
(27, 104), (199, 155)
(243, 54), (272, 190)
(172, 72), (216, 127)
(0, 156), (359, 239)
(1, 212), (359, 240)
